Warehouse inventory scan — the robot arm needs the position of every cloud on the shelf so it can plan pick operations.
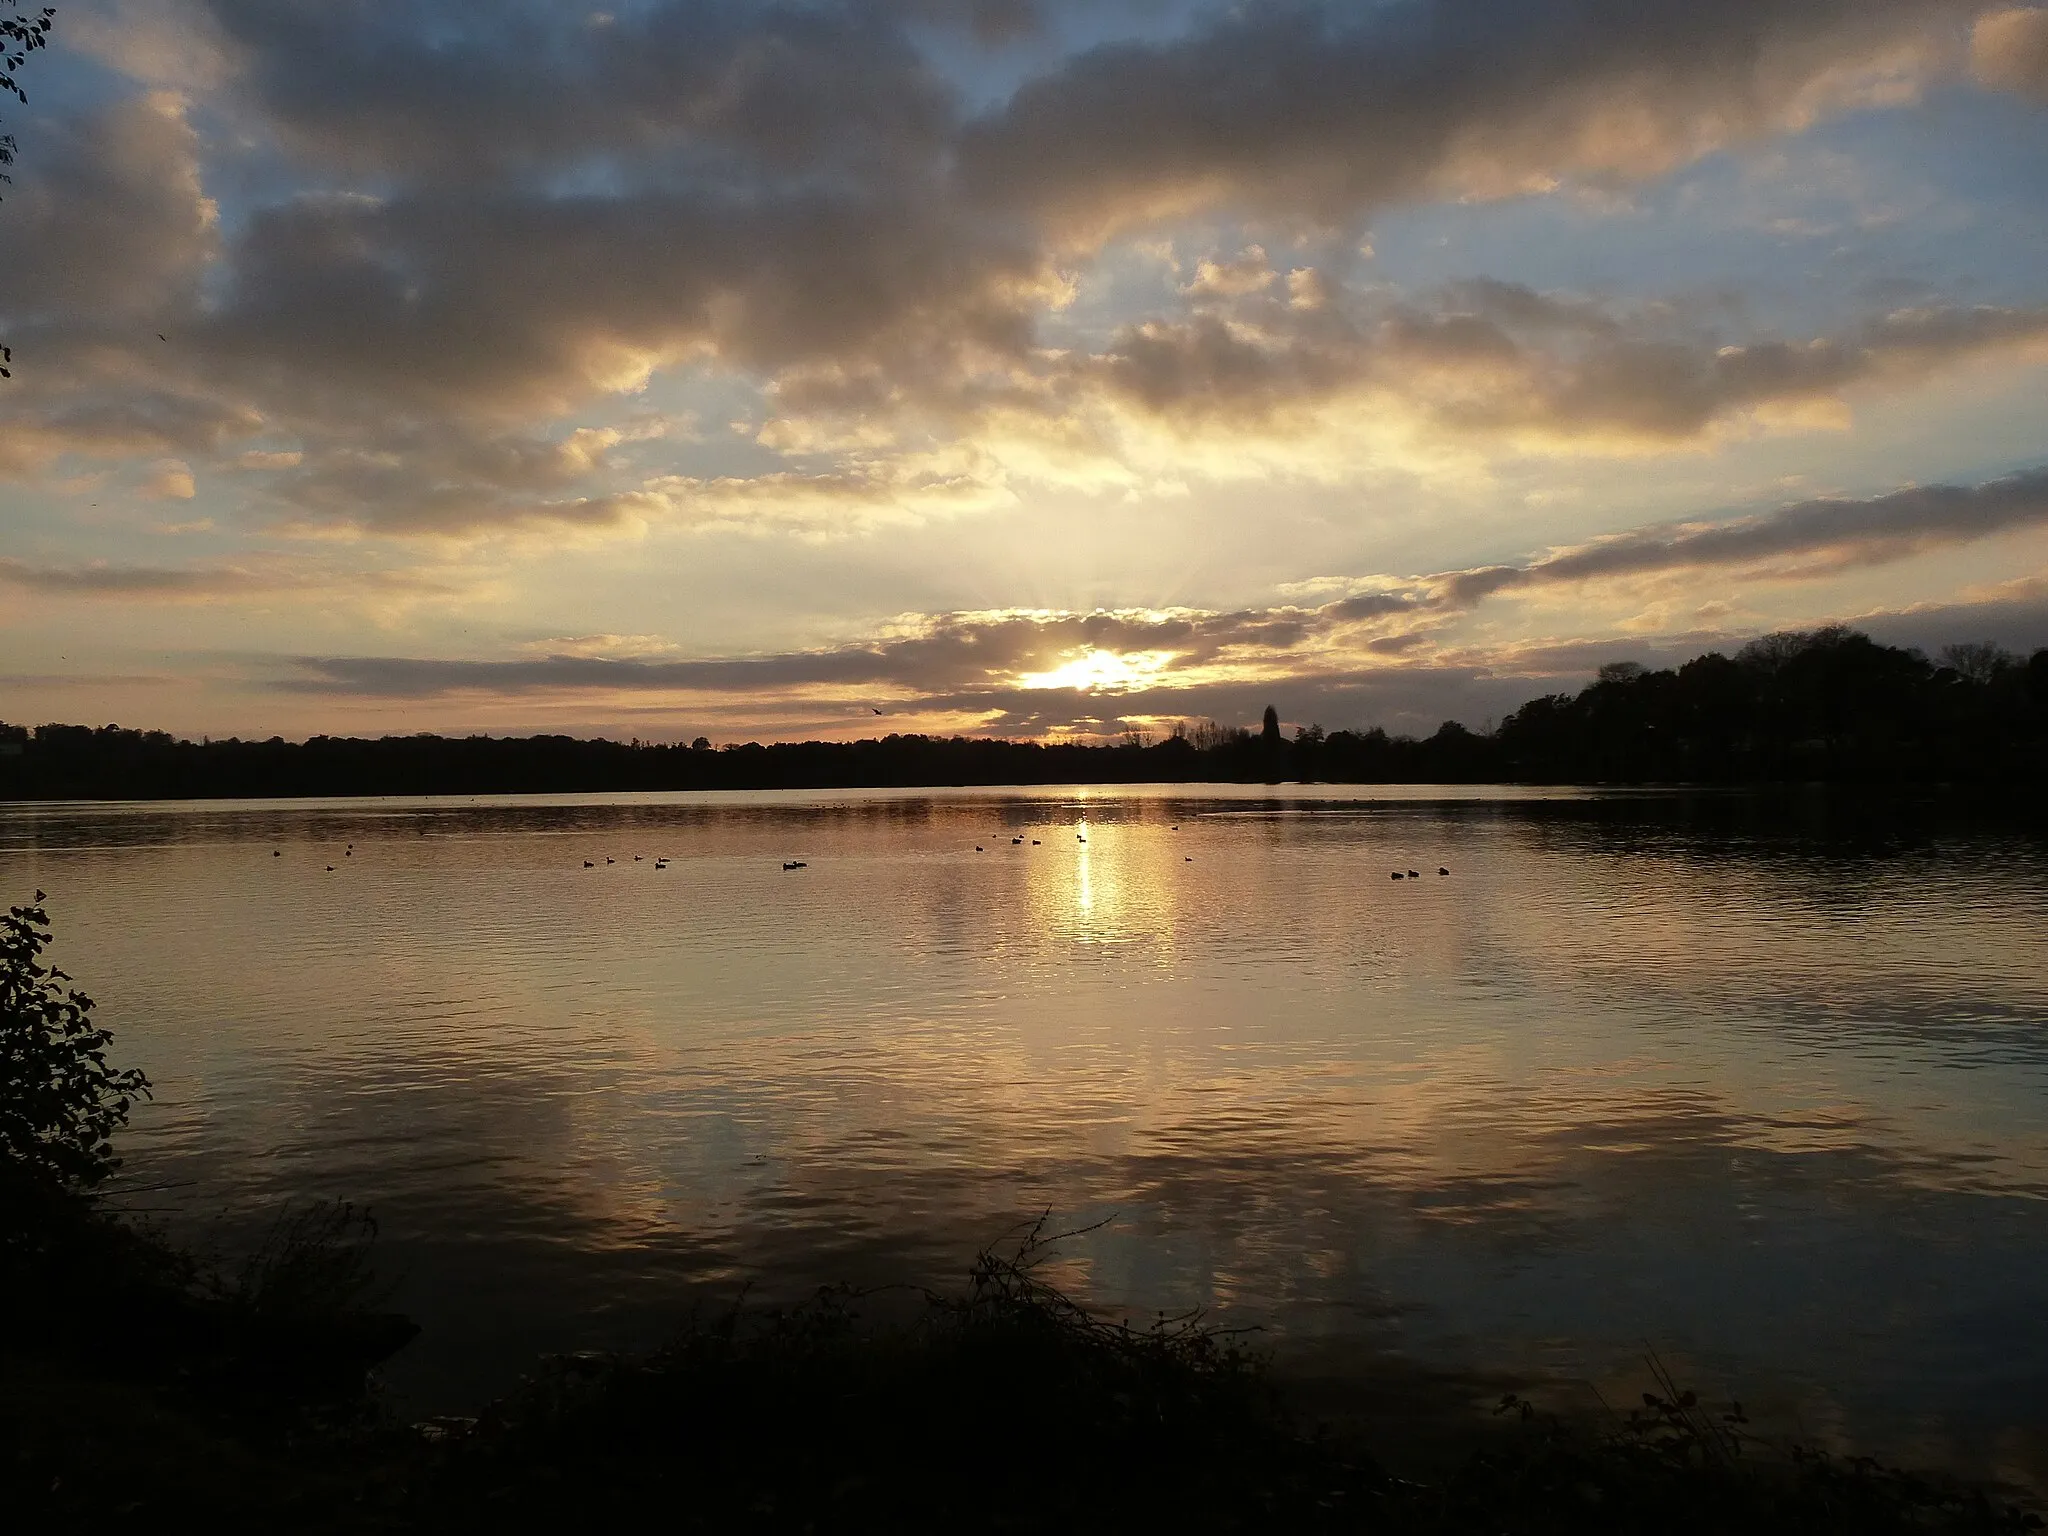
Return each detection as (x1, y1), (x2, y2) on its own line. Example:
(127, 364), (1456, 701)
(1071, 288), (2048, 451)
(0, 394), (263, 478)
(141, 458), (196, 499)
(272, 462), (2048, 729)
(0, 91), (217, 319)
(0, 0), (2027, 551)
(1183, 248), (1275, 300)
(726, 283), (2048, 509)
(200, 0), (957, 184)
(0, 555), (471, 603)
(273, 638), (1547, 741)
(958, 0), (1973, 239)
(1973, 7), (2048, 98)
(64, 0), (238, 91)
(1429, 465), (2048, 604)
(0, 558), (262, 596)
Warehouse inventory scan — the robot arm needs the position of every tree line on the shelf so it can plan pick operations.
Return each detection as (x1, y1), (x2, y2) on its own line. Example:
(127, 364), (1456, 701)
(2, 627), (2044, 799)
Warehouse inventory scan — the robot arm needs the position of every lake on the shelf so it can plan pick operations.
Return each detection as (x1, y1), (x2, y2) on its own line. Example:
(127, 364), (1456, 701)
(4, 785), (2045, 1480)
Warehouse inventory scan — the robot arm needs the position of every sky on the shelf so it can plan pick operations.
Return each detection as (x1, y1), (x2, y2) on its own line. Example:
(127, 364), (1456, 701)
(2, 0), (2047, 744)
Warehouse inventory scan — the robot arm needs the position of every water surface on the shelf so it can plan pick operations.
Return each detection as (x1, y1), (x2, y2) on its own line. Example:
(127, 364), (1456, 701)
(4, 785), (2045, 1478)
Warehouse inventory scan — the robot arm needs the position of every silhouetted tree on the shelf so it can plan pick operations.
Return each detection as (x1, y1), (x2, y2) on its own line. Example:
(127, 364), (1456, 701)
(4, 632), (2045, 797)
(1940, 642), (2018, 686)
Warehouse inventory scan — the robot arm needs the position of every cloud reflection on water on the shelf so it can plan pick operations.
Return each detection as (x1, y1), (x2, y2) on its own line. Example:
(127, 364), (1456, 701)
(1, 786), (2044, 1480)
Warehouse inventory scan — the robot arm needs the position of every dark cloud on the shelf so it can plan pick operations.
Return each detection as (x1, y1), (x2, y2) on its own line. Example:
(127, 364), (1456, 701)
(0, 556), (465, 601)
(277, 649), (1547, 739)
(0, 91), (215, 320)
(1436, 466), (2048, 602)
(1859, 583), (2048, 655)
(0, 557), (256, 595)
(1973, 6), (2048, 99)
(280, 603), (1335, 699)
(1080, 286), (2048, 445)
(3, 0), (2025, 540)
(0, 672), (173, 687)
(202, 0), (957, 182)
(275, 465), (2048, 720)
(959, 0), (1974, 236)
(205, 183), (1041, 425)
(0, 393), (262, 477)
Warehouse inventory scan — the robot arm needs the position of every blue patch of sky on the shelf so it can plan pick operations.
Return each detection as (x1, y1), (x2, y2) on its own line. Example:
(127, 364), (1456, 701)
(909, 0), (1212, 116)
(8, 29), (132, 128)
(616, 365), (798, 481)
(1364, 90), (2048, 335)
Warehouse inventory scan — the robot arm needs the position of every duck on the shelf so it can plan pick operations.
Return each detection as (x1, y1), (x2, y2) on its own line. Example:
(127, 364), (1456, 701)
(782, 860), (807, 871)
(1390, 871), (1404, 880)
(326, 864), (336, 872)
(273, 850), (281, 857)
(1407, 869), (1419, 878)
(584, 860), (595, 868)
(1439, 866), (1450, 876)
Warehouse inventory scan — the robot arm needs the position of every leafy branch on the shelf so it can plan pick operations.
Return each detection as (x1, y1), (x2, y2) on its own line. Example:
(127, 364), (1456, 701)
(1, 890), (151, 1192)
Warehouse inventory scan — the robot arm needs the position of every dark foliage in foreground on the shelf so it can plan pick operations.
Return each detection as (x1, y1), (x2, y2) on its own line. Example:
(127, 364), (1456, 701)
(405, 1231), (2041, 1536)
(3, 628), (2045, 799)
(0, 894), (149, 1190)
(5, 1209), (2040, 1533)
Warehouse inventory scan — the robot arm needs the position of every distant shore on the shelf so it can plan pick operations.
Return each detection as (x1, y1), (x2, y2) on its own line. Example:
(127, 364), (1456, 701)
(6, 628), (2044, 801)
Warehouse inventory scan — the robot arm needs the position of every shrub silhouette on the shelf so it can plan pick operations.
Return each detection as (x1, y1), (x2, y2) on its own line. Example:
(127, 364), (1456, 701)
(0, 892), (150, 1193)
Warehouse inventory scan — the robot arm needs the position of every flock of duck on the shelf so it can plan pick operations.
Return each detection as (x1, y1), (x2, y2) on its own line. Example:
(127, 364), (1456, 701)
(295, 830), (1448, 882)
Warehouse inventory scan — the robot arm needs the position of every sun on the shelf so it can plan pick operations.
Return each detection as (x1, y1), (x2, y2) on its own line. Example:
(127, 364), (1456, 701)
(1018, 648), (1175, 693)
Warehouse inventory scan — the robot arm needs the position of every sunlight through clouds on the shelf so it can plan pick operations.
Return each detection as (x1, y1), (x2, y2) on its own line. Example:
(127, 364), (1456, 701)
(0, 0), (2044, 738)
(1018, 648), (1177, 694)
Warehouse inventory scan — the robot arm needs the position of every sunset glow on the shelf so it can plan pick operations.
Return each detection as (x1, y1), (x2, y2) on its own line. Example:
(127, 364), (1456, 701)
(1, 2), (2045, 742)
(1018, 649), (1177, 694)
